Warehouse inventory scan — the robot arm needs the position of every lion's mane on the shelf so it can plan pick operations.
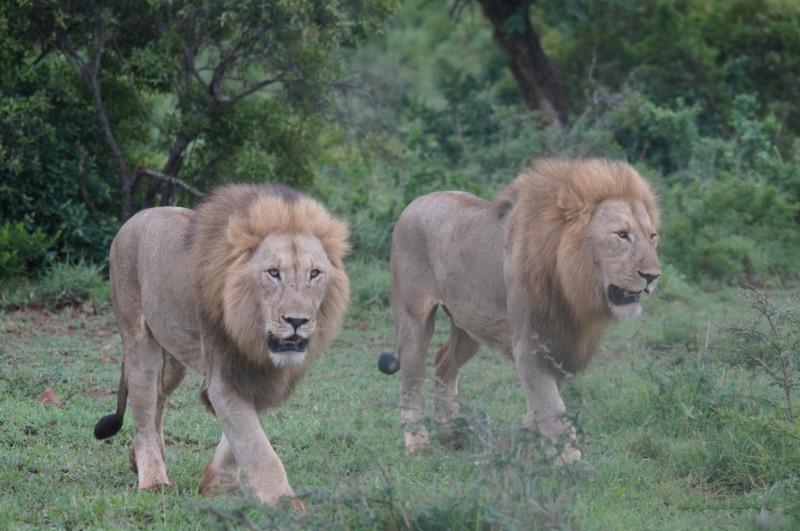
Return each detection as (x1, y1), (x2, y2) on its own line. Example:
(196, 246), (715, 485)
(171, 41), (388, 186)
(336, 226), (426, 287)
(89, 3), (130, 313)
(186, 183), (350, 382)
(495, 158), (660, 372)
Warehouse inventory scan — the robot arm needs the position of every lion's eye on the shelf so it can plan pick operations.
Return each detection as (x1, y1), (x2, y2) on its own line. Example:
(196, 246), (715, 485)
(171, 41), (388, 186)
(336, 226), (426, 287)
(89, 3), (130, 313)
(310, 269), (320, 279)
(650, 233), (658, 241)
(267, 268), (280, 279)
(615, 230), (630, 241)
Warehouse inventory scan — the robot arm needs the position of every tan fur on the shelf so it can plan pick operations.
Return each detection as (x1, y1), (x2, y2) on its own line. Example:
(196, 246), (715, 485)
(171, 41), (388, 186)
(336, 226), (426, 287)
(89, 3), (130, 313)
(188, 185), (350, 369)
(386, 158), (660, 460)
(97, 183), (350, 504)
(497, 158), (660, 372)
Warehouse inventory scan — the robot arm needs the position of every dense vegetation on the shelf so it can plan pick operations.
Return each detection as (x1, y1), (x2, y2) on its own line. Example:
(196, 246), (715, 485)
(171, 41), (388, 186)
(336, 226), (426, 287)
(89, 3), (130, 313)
(2, 0), (799, 288)
(1, 0), (799, 528)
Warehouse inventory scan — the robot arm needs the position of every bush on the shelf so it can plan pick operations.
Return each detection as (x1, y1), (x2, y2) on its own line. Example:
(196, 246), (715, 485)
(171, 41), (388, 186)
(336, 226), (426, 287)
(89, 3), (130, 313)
(543, 0), (800, 138)
(0, 221), (55, 280)
(1, 58), (119, 270)
(611, 94), (800, 285)
(728, 288), (799, 424)
(1, 261), (108, 311)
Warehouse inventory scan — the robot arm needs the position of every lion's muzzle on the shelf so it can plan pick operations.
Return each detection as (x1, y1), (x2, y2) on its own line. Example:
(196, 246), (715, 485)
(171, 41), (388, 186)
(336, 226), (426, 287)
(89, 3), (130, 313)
(608, 285), (641, 306)
(267, 333), (309, 353)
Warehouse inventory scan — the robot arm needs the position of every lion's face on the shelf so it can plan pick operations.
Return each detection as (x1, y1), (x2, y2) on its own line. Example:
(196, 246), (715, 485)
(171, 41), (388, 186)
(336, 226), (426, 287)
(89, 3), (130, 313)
(587, 198), (661, 319)
(246, 233), (334, 367)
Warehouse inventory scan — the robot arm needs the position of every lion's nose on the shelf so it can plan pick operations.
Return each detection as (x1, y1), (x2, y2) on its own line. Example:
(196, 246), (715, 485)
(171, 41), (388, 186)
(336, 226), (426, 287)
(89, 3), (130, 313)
(282, 316), (310, 332)
(638, 271), (661, 286)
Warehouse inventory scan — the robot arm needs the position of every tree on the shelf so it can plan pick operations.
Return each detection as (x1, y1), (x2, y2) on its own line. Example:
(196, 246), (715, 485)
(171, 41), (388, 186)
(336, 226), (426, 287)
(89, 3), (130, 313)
(471, 0), (566, 126)
(1, 5), (119, 266)
(541, 0), (800, 139)
(8, 0), (395, 221)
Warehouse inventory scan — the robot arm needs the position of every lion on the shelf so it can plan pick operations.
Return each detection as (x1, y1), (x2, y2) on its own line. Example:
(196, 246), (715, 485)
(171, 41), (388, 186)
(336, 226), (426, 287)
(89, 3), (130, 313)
(378, 158), (660, 462)
(93, 183), (350, 504)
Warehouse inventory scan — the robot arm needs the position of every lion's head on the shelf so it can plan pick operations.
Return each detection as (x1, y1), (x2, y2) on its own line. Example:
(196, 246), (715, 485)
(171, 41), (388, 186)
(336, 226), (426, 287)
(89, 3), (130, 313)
(499, 158), (660, 369)
(187, 184), (350, 368)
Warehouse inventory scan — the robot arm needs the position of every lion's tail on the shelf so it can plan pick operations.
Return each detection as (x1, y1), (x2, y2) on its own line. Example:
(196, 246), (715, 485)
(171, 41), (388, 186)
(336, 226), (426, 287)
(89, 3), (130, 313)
(93, 362), (127, 439)
(377, 352), (400, 375)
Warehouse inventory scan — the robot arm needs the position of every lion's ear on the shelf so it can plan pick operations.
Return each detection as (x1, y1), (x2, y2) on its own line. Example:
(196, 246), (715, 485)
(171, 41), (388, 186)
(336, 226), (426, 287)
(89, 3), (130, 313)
(557, 183), (592, 223)
(226, 216), (261, 253)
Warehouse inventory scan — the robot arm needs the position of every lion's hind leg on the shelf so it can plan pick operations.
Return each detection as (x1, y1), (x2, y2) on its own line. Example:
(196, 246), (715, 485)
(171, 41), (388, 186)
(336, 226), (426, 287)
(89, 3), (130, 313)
(124, 352), (184, 478)
(433, 323), (480, 448)
(395, 303), (437, 453)
(121, 318), (174, 491)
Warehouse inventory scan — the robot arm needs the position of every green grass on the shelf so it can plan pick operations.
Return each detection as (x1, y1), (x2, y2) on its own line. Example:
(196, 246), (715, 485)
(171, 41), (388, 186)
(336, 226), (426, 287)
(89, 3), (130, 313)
(1, 266), (798, 529)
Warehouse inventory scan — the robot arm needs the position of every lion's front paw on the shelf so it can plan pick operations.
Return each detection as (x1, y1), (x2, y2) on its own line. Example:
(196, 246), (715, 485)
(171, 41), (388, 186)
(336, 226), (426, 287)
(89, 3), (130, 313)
(403, 428), (431, 453)
(289, 498), (307, 512)
(139, 480), (174, 492)
(556, 445), (582, 465)
(532, 415), (583, 464)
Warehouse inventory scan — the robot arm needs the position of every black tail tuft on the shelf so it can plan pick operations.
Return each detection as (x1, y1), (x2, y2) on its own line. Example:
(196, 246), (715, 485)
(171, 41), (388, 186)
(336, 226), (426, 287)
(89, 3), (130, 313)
(94, 413), (124, 440)
(377, 352), (400, 375)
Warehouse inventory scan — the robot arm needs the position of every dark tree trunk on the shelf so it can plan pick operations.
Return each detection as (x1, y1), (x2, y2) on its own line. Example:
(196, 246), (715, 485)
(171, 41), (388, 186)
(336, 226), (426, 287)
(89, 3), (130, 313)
(477, 0), (567, 126)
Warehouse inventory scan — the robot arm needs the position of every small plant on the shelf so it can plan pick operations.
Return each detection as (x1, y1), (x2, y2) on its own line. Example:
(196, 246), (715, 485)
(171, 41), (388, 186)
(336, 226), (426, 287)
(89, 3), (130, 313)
(2, 260), (109, 311)
(0, 221), (56, 279)
(730, 287), (799, 424)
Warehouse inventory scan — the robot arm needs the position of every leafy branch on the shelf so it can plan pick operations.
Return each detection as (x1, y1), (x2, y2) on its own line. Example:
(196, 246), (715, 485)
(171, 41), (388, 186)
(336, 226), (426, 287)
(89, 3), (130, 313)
(731, 287), (799, 423)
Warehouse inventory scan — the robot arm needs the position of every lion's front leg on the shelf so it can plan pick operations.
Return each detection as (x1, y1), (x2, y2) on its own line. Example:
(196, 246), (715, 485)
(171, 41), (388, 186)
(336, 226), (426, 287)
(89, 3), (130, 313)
(513, 346), (581, 463)
(206, 379), (295, 504)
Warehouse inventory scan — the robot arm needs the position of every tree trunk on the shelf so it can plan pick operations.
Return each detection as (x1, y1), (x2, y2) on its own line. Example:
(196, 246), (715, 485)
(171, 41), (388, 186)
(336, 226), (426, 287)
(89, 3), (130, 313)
(477, 0), (566, 126)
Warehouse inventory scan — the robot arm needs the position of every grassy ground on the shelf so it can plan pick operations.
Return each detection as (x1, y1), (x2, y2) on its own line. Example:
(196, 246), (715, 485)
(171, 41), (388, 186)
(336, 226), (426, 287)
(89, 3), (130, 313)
(1, 268), (798, 529)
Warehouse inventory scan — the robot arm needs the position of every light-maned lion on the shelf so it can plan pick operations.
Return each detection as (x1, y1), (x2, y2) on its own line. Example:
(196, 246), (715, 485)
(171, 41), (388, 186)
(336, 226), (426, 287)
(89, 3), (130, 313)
(94, 183), (350, 504)
(378, 158), (660, 462)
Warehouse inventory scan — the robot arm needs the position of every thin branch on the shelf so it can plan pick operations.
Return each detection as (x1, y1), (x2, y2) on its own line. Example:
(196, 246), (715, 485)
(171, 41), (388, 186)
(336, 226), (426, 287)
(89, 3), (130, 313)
(111, 40), (159, 128)
(75, 141), (101, 225)
(209, 35), (251, 98)
(218, 75), (286, 104)
(136, 167), (205, 198)
(182, 12), (208, 90)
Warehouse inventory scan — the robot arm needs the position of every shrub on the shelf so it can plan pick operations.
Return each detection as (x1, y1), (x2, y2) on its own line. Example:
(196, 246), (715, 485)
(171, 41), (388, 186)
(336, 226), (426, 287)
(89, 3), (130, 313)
(2, 261), (108, 311)
(639, 95), (800, 285)
(0, 221), (55, 280)
(728, 287), (799, 424)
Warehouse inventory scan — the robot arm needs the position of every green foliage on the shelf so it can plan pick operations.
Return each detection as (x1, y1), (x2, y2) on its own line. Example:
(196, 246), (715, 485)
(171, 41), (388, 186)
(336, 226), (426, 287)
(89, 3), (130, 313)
(1, 0), (399, 281)
(542, 0), (800, 138)
(608, 91), (702, 175)
(195, 98), (317, 191)
(0, 222), (55, 280)
(1, 261), (109, 311)
(344, 257), (391, 317)
(656, 97), (800, 285)
(0, 54), (119, 267)
(728, 288), (799, 424)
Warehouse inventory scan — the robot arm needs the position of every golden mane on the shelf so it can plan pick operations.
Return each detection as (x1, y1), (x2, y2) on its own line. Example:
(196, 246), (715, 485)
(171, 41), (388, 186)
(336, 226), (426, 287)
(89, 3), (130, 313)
(497, 158), (660, 371)
(187, 183), (350, 364)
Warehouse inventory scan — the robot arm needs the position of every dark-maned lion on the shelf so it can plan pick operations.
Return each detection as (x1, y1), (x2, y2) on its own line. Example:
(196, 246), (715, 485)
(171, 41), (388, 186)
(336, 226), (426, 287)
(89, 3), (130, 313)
(94, 183), (350, 504)
(378, 159), (660, 462)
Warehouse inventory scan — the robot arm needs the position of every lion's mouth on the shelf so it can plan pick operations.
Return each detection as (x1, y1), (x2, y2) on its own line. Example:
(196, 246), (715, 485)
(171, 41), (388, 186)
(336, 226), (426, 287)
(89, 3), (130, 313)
(608, 285), (641, 306)
(268, 333), (309, 353)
